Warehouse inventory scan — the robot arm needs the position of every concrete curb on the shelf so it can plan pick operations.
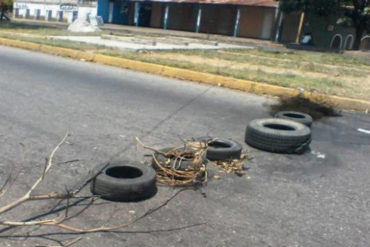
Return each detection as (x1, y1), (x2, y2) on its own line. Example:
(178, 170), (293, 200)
(1, 37), (369, 112)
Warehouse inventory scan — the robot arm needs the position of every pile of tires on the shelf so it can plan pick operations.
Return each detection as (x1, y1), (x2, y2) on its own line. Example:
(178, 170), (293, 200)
(245, 115), (312, 154)
(89, 111), (313, 202)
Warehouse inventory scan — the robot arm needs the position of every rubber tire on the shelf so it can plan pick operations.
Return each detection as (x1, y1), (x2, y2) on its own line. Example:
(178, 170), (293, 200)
(152, 147), (206, 171)
(206, 139), (242, 161)
(90, 162), (157, 202)
(274, 111), (313, 127)
(245, 118), (311, 154)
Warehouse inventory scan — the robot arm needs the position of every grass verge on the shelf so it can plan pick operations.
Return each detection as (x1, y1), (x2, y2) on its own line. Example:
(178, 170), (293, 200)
(1, 22), (369, 100)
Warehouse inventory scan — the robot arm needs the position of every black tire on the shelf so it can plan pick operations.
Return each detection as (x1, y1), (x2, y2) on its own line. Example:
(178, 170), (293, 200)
(245, 118), (311, 154)
(90, 162), (157, 202)
(274, 111), (313, 127)
(206, 139), (242, 161)
(152, 147), (206, 171)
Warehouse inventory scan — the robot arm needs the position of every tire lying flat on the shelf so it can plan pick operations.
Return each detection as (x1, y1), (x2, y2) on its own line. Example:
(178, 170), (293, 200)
(90, 162), (157, 202)
(274, 111), (313, 127)
(206, 139), (242, 161)
(245, 118), (311, 154)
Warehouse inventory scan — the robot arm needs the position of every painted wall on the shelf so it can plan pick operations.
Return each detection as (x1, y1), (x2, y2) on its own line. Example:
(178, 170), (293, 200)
(13, 1), (97, 22)
(238, 6), (275, 39)
(150, 2), (163, 28)
(167, 3), (198, 32)
(200, 4), (236, 35)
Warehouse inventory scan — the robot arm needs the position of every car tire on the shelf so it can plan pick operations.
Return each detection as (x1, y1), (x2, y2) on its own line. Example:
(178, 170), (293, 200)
(90, 162), (157, 202)
(274, 111), (313, 127)
(245, 118), (311, 154)
(206, 139), (242, 161)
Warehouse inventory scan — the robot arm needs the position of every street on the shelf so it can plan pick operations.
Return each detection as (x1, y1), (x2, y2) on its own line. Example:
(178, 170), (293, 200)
(0, 45), (370, 247)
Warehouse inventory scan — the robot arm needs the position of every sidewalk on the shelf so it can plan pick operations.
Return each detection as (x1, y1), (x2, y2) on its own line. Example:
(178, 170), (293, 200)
(11, 18), (281, 48)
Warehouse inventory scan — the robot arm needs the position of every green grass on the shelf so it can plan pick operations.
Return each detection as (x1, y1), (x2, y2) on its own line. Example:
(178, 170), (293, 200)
(102, 50), (347, 95)
(168, 49), (369, 77)
(1, 22), (369, 100)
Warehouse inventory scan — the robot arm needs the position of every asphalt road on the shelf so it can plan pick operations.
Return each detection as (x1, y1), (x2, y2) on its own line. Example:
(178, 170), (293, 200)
(0, 45), (370, 247)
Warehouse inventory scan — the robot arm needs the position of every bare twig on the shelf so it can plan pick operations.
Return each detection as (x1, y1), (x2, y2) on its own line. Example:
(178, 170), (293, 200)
(0, 188), (190, 233)
(35, 237), (82, 247)
(0, 161), (18, 199)
(135, 137), (167, 156)
(0, 132), (69, 214)
(0, 134), (207, 246)
(0, 173), (12, 198)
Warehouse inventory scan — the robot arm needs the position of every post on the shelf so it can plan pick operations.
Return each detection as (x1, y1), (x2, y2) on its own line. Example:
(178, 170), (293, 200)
(195, 4), (202, 33)
(134, 2), (140, 26)
(274, 11), (283, 42)
(34, 9), (40, 20)
(233, 7), (241, 37)
(23, 9), (30, 19)
(14, 8), (19, 18)
(57, 11), (63, 22)
(295, 12), (305, 43)
(163, 4), (169, 30)
(45, 10), (52, 21)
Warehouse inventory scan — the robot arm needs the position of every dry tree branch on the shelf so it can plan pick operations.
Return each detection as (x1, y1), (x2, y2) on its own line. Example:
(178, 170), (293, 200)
(0, 187), (190, 234)
(0, 133), (203, 247)
(137, 137), (209, 186)
(0, 173), (12, 198)
(0, 132), (69, 214)
(46, 188), (189, 233)
(0, 161), (19, 199)
(35, 237), (82, 247)
(135, 137), (167, 156)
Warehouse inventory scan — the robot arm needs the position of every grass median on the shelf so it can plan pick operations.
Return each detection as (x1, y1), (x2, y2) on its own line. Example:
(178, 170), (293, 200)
(1, 22), (369, 101)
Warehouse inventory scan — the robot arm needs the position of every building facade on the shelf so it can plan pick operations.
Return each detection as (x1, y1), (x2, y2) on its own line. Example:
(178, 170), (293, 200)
(13, 0), (289, 41)
(300, 12), (369, 50)
(13, 0), (97, 23)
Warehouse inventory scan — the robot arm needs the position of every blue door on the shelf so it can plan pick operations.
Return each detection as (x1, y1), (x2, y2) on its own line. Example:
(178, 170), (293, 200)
(97, 0), (110, 23)
(112, 1), (129, 24)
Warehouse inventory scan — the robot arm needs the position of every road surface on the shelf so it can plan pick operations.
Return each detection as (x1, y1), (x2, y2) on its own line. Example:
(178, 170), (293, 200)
(0, 45), (369, 247)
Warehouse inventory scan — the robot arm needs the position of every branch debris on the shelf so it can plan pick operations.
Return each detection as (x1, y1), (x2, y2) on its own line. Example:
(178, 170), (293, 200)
(137, 137), (249, 187)
(0, 134), (202, 247)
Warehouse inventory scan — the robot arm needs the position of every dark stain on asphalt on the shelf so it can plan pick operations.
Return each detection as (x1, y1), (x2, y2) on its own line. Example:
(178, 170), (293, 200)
(269, 96), (342, 120)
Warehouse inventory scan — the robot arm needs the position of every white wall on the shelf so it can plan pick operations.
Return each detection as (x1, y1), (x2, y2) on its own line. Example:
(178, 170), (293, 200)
(13, 2), (97, 22)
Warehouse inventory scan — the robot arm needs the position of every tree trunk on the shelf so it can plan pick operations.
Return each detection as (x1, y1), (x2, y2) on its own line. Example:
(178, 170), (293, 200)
(353, 24), (365, 50)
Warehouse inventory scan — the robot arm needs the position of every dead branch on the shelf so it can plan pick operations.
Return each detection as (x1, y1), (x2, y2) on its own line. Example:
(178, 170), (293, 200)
(0, 161), (18, 199)
(0, 132), (69, 215)
(35, 237), (82, 247)
(0, 173), (12, 198)
(0, 184), (190, 233)
(0, 134), (207, 246)
(138, 138), (248, 186)
(135, 137), (167, 156)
